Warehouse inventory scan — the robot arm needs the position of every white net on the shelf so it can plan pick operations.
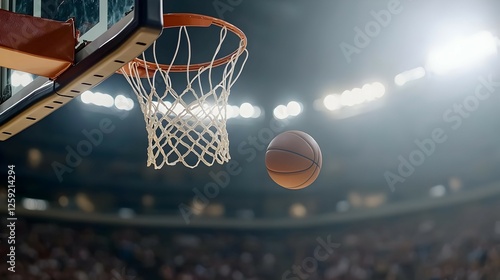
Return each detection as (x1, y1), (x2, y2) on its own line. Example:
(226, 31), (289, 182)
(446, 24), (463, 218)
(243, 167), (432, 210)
(122, 26), (248, 169)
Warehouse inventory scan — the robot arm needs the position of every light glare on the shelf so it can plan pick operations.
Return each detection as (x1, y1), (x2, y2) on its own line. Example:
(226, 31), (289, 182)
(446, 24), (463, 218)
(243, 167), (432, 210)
(81, 91), (93, 104)
(287, 101), (302, 116)
(273, 105), (289, 119)
(240, 103), (255, 118)
(427, 31), (498, 74)
(11, 71), (22, 87)
(395, 67), (426, 86)
(371, 82), (386, 98)
(114, 95), (134, 111)
(93, 92), (114, 108)
(11, 71), (33, 87)
(227, 105), (240, 119)
(323, 94), (342, 111)
(251, 106), (262, 118)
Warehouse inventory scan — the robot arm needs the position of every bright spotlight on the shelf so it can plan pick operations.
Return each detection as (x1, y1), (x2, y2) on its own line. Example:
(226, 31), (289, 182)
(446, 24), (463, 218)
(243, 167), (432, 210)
(229, 105), (240, 118)
(427, 31), (498, 75)
(350, 88), (365, 105)
(251, 106), (262, 118)
(114, 95), (134, 111)
(20, 73), (33, 87)
(240, 103), (255, 118)
(286, 101), (302, 116)
(102, 95), (115, 108)
(361, 84), (376, 101)
(273, 105), (289, 119)
(225, 105), (236, 119)
(323, 94), (342, 111)
(125, 99), (134, 110)
(94, 92), (114, 108)
(395, 67), (426, 86)
(370, 82), (385, 98)
(340, 90), (355, 106)
(81, 91), (94, 104)
(11, 71), (22, 87)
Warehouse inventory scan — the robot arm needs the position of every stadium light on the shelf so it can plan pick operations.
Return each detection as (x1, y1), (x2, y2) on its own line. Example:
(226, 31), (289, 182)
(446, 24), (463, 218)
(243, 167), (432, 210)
(323, 94), (342, 111)
(286, 101), (303, 116)
(22, 198), (48, 211)
(273, 105), (289, 120)
(226, 105), (240, 119)
(239, 102), (255, 118)
(114, 95), (135, 111)
(251, 106), (262, 118)
(81, 91), (120, 109)
(273, 101), (302, 120)
(94, 92), (114, 108)
(324, 82), (386, 111)
(395, 67), (426, 86)
(80, 91), (93, 104)
(11, 71), (33, 87)
(426, 31), (498, 75)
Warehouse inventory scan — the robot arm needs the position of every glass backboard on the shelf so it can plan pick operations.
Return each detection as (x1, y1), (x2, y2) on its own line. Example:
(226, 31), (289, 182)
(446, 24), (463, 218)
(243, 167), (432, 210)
(0, 0), (163, 140)
(5, 0), (135, 95)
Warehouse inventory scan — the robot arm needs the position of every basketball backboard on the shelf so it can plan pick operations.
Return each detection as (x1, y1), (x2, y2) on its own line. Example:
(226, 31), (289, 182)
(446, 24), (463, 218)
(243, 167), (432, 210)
(0, 0), (163, 140)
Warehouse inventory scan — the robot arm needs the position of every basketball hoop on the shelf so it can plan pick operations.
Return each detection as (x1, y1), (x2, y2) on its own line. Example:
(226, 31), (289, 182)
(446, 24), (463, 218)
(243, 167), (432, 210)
(120, 13), (248, 169)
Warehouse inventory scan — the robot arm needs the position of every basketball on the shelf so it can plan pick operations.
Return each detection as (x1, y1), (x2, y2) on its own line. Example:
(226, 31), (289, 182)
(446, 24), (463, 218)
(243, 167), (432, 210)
(265, 130), (322, 189)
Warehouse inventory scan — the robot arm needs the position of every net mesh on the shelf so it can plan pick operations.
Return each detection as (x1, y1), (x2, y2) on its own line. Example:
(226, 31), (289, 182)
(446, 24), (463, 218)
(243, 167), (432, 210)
(122, 26), (248, 169)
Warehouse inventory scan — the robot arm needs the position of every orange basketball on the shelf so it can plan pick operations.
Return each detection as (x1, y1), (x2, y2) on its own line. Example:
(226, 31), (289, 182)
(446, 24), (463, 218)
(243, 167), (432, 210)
(265, 131), (322, 189)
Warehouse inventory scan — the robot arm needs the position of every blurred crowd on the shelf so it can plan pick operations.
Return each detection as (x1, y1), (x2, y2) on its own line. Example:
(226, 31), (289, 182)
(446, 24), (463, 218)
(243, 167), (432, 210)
(1, 199), (500, 280)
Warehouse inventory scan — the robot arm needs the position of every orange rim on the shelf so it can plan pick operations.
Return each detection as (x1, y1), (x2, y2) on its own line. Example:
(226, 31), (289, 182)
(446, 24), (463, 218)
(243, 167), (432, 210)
(121, 13), (247, 77)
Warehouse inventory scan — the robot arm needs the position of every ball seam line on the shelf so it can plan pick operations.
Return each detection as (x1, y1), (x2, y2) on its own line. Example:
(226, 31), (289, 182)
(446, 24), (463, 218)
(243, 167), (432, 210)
(266, 148), (320, 168)
(287, 131), (321, 165)
(287, 131), (321, 189)
(289, 166), (318, 190)
(267, 165), (315, 175)
(291, 164), (319, 189)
